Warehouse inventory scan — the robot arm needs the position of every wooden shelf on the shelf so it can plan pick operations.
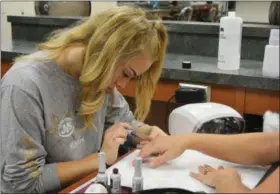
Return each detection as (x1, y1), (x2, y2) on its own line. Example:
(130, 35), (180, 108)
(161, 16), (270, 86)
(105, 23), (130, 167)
(118, 79), (179, 102)
(245, 89), (280, 115)
(119, 79), (279, 116)
(210, 85), (245, 115)
(1, 61), (12, 78)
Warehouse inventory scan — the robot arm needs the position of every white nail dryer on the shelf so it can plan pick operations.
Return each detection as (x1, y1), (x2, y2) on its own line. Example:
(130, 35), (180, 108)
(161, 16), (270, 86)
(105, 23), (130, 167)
(84, 183), (108, 193)
(169, 102), (245, 135)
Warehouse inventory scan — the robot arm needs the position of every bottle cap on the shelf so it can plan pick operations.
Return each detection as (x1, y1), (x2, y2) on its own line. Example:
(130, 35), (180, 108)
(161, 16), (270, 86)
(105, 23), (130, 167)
(269, 29), (279, 46)
(113, 168), (119, 174)
(228, 11), (236, 17)
(98, 152), (106, 173)
(134, 157), (142, 177)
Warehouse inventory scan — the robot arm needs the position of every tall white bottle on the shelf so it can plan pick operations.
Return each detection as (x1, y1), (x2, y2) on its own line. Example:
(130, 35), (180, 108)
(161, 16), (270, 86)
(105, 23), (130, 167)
(262, 29), (279, 77)
(218, 12), (243, 70)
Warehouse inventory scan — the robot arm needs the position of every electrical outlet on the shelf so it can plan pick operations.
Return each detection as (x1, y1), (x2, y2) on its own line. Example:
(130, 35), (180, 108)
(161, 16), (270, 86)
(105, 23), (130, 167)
(178, 83), (211, 102)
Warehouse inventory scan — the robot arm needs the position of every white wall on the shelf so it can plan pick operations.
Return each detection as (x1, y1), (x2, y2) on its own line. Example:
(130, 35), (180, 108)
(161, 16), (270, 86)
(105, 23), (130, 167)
(1, 1), (117, 48)
(235, 1), (271, 23)
(90, 1), (117, 16)
(1, 1), (35, 48)
(0, 1), (272, 48)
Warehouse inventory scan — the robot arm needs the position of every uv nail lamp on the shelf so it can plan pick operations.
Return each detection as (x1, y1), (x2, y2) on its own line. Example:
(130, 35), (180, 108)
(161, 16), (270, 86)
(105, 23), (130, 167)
(169, 102), (245, 135)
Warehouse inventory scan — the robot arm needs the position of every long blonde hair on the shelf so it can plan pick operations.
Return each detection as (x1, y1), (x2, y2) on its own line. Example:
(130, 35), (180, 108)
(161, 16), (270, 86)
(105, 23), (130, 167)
(15, 6), (168, 129)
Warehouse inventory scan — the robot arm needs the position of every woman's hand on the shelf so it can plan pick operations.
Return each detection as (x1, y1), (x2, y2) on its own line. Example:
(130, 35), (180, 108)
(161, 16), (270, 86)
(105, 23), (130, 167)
(139, 135), (187, 168)
(100, 122), (130, 165)
(190, 164), (242, 189)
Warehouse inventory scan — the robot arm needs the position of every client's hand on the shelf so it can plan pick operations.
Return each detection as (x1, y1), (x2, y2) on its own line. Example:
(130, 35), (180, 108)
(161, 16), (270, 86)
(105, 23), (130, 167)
(137, 126), (168, 149)
(139, 135), (186, 168)
(190, 164), (242, 188)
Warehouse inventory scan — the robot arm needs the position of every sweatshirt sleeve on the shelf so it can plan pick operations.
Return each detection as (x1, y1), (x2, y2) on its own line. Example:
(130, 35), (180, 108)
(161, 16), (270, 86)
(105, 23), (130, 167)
(104, 88), (145, 147)
(105, 88), (144, 131)
(1, 85), (61, 193)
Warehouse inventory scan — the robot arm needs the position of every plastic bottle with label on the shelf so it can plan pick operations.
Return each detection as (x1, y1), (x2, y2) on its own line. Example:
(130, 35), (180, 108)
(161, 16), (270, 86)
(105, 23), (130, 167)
(262, 29), (279, 77)
(110, 168), (121, 193)
(218, 11), (243, 70)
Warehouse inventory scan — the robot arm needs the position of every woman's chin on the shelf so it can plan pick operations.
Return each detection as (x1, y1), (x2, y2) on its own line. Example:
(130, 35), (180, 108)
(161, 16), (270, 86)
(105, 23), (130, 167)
(105, 87), (115, 93)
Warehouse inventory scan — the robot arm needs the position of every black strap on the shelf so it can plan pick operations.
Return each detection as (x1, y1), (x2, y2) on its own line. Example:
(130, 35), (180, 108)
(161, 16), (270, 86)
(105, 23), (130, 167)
(255, 161), (280, 187)
(138, 188), (202, 194)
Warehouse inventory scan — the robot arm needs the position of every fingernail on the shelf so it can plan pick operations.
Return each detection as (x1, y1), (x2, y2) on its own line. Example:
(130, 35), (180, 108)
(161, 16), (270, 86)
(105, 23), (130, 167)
(149, 162), (154, 168)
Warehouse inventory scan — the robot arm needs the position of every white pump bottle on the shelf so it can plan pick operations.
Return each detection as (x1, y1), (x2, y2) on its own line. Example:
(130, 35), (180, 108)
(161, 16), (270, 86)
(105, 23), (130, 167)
(218, 12), (243, 70)
(262, 29), (279, 77)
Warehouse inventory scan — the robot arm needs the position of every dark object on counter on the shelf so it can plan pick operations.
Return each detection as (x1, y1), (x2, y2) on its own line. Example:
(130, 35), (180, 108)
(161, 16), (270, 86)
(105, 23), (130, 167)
(269, 1), (280, 25)
(35, 1), (91, 16)
(175, 87), (206, 104)
(37, 1), (49, 15)
(228, 1), (236, 11)
(243, 114), (263, 133)
(182, 61), (191, 69)
(171, 1), (178, 7)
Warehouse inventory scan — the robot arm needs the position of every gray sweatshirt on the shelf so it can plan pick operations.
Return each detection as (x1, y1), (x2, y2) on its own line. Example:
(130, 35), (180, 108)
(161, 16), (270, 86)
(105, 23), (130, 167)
(0, 54), (143, 193)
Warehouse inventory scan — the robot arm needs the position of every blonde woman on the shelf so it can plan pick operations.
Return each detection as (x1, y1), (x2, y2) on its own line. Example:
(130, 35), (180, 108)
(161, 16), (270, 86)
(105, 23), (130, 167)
(1, 6), (168, 193)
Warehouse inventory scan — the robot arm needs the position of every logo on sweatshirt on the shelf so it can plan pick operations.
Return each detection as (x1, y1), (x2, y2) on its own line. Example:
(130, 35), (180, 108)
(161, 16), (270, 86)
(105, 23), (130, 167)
(58, 117), (75, 137)
(47, 111), (75, 138)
